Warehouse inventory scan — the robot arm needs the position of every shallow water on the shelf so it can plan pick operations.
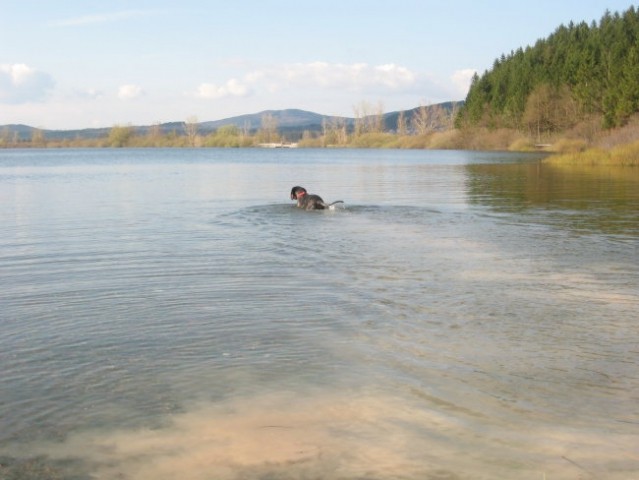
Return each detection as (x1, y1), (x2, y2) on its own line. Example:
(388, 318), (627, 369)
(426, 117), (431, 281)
(1, 148), (638, 479)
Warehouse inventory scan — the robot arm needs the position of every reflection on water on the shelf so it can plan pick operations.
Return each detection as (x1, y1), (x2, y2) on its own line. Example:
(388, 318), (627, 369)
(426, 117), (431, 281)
(0, 148), (638, 480)
(466, 161), (639, 236)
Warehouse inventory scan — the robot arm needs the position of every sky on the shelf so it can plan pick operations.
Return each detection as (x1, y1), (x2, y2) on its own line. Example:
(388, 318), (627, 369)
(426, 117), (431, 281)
(0, 0), (635, 130)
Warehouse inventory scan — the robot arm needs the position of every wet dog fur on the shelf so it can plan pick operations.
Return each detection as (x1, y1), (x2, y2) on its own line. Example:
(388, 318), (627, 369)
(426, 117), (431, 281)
(290, 186), (343, 210)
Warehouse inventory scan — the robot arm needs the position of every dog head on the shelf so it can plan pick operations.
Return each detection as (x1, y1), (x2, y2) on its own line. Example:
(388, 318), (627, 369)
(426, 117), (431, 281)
(290, 186), (307, 200)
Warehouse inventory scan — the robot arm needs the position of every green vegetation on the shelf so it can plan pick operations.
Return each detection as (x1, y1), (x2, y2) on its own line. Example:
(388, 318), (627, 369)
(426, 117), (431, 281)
(201, 125), (253, 147)
(544, 140), (639, 166)
(461, 6), (639, 132)
(457, 5), (639, 164)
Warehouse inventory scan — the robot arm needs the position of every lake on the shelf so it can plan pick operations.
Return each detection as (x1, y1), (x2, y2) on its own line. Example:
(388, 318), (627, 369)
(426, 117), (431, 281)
(1, 148), (637, 480)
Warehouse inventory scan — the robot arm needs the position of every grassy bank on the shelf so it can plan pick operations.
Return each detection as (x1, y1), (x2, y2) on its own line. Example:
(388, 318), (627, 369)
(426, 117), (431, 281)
(544, 140), (639, 166)
(4, 113), (639, 162)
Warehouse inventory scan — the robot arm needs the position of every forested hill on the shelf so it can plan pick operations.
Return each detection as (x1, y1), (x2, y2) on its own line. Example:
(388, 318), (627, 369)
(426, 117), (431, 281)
(460, 5), (639, 133)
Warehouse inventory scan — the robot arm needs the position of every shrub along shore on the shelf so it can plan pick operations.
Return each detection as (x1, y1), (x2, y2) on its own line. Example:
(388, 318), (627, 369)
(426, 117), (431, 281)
(543, 141), (639, 166)
(2, 114), (638, 167)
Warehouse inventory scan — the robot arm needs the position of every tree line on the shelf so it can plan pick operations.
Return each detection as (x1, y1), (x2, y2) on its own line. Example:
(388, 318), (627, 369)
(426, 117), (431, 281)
(1, 103), (461, 149)
(459, 5), (639, 137)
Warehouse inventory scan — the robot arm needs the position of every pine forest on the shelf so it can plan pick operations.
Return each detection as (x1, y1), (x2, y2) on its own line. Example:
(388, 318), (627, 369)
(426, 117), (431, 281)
(460, 6), (639, 136)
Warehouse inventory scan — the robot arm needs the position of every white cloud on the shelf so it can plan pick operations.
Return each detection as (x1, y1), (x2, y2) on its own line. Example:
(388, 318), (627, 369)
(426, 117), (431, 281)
(196, 79), (250, 99)
(195, 62), (420, 102)
(118, 84), (144, 99)
(373, 64), (417, 88)
(451, 69), (476, 98)
(0, 64), (55, 104)
(258, 62), (418, 91)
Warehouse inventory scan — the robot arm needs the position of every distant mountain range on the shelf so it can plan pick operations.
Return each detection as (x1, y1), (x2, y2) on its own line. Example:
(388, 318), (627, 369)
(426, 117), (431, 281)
(1, 102), (462, 142)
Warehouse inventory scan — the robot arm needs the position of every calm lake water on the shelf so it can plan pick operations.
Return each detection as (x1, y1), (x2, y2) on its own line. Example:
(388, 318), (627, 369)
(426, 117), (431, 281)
(1, 148), (638, 480)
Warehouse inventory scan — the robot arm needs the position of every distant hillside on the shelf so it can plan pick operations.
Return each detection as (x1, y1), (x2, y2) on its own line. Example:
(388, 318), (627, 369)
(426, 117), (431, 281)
(0, 124), (39, 139)
(1, 103), (462, 143)
(461, 5), (639, 132)
(199, 109), (327, 131)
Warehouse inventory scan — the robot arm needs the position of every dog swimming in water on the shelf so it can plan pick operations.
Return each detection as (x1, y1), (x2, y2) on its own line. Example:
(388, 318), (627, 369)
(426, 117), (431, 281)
(290, 186), (344, 210)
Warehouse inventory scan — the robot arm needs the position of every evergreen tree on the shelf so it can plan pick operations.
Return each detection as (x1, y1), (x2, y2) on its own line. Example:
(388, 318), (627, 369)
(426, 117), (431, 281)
(460, 5), (639, 131)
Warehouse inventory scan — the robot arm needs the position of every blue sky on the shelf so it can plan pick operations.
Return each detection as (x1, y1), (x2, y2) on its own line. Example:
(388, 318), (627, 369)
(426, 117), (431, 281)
(0, 0), (635, 129)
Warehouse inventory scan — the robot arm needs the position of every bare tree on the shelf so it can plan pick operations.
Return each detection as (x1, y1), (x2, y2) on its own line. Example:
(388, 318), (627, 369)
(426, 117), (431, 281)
(258, 113), (279, 144)
(411, 105), (429, 135)
(412, 104), (445, 135)
(1, 127), (9, 146)
(321, 118), (333, 146)
(352, 102), (366, 137)
(241, 121), (251, 139)
(353, 101), (376, 137)
(184, 116), (199, 147)
(523, 85), (579, 142)
(373, 101), (385, 133)
(322, 116), (348, 146)
(397, 111), (408, 136)
(352, 100), (386, 135)
(31, 128), (45, 147)
(335, 117), (348, 144)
